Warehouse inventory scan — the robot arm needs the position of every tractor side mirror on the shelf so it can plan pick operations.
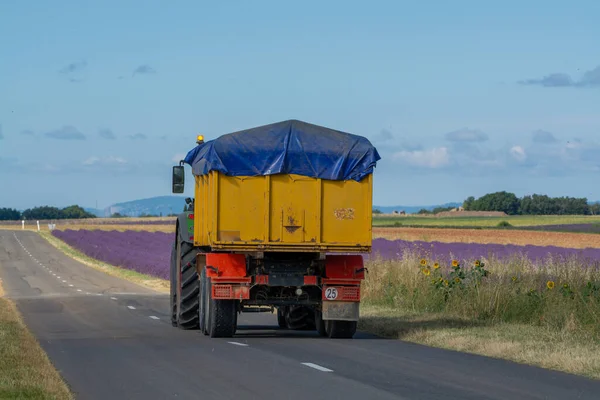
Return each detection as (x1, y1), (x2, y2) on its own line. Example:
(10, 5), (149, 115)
(172, 165), (185, 193)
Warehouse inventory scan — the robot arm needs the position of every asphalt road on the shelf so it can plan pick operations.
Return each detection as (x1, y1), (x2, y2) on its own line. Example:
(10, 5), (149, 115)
(1, 230), (600, 400)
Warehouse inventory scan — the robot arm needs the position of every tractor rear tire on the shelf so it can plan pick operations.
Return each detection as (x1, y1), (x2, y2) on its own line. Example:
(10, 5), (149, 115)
(277, 307), (288, 329)
(205, 278), (238, 338)
(325, 320), (357, 339)
(285, 306), (316, 331)
(175, 240), (201, 329)
(169, 241), (178, 327)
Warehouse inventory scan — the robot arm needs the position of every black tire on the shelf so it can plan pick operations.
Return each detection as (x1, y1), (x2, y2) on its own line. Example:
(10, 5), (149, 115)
(325, 320), (357, 339)
(169, 241), (178, 327)
(285, 306), (316, 330)
(277, 307), (288, 329)
(199, 268), (207, 334)
(206, 278), (238, 338)
(176, 240), (201, 330)
(315, 310), (327, 337)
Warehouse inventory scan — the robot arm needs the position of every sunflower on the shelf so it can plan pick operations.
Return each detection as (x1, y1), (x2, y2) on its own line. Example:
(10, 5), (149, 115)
(420, 259), (427, 267)
(474, 260), (481, 267)
(511, 276), (517, 282)
(444, 279), (449, 286)
(547, 281), (555, 290)
(433, 262), (440, 270)
(422, 268), (431, 276)
(452, 260), (459, 267)
(454, 277), (461, 283)
(563, 283), (569, 289)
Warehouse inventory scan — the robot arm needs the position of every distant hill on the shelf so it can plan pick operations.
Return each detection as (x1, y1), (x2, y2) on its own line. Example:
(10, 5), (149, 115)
(373, 202), (462, 214)
(103, 196), (187, 217)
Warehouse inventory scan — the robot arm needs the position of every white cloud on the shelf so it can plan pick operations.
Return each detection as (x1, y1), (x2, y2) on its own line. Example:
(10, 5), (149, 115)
(509, 146), (527, 162)
(393, 147), (450, 168)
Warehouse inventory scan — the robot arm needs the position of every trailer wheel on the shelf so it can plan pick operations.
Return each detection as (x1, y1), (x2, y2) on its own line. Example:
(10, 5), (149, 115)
(325, 320), (357, 339)
(175, 240), (201, 329)
(315, 310), (327, 337)
(205, 278), (238, 338)
(198, 267), (207, 334)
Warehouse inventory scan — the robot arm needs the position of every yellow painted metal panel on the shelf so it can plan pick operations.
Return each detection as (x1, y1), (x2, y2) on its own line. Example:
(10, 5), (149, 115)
(193, 171), (373, 252)
(321, 173), (372, 245)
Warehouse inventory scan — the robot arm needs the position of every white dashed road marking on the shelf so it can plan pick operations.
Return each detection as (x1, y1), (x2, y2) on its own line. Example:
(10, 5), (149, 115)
(228, 342), (249, 347)
(127, 306), (136, 310)
(149, 316), (160, 320)
(77, 289), (82, 292)
(301, 363), (333, 372)
(110, 297), (118, 300)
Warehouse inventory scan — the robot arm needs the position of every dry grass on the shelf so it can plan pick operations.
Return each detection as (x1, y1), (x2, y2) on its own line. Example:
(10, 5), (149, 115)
(0, 282), (73, 399)
(39, 232), (169, 294)
(373, 227), (600, 249)
(359, 305), (600, 380)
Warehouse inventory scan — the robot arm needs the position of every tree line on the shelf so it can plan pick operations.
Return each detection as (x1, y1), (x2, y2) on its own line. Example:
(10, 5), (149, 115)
(0, 205), (97, 221)
(463, 192), (600, 215)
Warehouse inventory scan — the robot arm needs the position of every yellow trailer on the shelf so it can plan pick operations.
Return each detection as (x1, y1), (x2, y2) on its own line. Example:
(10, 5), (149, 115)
(169, 120), (380, 339)
(192, 171), (373, 252)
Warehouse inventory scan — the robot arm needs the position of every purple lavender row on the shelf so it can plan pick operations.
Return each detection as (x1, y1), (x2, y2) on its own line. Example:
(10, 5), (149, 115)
(366, 238), (600, 265)
(52, 229), (173, 280)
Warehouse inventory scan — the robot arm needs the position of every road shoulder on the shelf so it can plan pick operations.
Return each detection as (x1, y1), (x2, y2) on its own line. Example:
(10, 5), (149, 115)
(0, 280), (73, 399)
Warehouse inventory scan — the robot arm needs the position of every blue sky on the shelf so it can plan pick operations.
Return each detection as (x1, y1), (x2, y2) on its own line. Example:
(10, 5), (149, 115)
(1, 0), (599, 210)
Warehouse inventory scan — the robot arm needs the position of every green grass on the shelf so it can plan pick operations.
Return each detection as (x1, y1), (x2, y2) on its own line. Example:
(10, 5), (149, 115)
(373, 214), (600, 228)
(0, 289), (72, 399)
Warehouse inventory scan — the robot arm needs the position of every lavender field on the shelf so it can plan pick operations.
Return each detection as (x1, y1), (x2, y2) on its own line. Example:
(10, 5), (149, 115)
(52, 229), (173, 280)
(368, 237), (600, 265)
(51, 229), (600, 280)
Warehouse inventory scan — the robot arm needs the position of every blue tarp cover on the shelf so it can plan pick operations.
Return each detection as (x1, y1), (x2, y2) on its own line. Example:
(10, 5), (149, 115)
(183, 119), (380, 181)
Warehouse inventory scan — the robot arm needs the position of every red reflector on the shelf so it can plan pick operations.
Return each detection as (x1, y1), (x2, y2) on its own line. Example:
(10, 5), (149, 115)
(189, 235), (194, 241)
(188, 213), (194, 219)
(304, 276), (318, 285)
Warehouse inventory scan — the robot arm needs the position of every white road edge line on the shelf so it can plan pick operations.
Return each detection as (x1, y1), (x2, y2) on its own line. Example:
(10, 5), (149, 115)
(301, 363), (333, 372)
(227, 342), (249, 347)
(127, 306), (136, 310)
(69, 284), (74, 287)
(77, 289), (82, 292)
(110, 297), (118, 300)
(149, 316), (160, 320)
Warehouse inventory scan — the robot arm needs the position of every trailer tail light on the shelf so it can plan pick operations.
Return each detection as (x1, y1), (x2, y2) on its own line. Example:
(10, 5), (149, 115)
(211, 284), (250, 300)
(213, 284), (232, 298)
(322, 286), (360, 302)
